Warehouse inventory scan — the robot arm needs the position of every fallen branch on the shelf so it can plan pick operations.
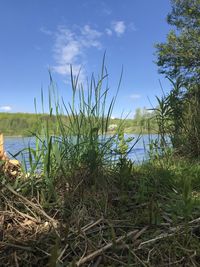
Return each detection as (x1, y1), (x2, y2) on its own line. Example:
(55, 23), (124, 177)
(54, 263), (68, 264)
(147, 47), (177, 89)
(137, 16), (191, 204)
(138, 232), (175, 249)
(76, 226), (148, 267)
(137, 216), (200, 249)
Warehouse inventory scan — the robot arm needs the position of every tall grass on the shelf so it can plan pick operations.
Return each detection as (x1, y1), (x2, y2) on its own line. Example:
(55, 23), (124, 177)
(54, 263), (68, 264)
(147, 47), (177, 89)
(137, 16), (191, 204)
(22, 57), (137, 198)
(150, 78), (200, 159)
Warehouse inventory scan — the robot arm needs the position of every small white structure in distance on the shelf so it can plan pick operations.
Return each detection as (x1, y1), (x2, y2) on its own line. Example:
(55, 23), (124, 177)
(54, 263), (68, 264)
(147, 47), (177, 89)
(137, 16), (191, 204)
(108, 124), (118, 131)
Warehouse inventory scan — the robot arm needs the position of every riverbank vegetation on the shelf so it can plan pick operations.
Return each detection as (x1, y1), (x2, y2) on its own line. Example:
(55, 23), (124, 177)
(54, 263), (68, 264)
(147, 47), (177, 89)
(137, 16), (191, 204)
(0, 109), (157, 137)
(0, 0), (200, 266)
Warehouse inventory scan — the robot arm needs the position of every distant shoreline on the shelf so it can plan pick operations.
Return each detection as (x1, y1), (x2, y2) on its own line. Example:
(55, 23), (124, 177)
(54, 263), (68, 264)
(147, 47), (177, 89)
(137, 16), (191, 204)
(4, 135), (31, 138)
(4, 130), (156, 138)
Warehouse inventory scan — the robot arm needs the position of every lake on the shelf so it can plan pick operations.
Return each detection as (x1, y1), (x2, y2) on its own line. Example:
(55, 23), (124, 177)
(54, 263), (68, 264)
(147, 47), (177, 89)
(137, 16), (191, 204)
(4, 134), (158, 164)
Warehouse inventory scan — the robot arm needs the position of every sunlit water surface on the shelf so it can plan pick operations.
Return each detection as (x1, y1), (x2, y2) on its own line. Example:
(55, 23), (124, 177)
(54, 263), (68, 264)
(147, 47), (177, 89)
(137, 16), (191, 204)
(4, 134), (158, 165)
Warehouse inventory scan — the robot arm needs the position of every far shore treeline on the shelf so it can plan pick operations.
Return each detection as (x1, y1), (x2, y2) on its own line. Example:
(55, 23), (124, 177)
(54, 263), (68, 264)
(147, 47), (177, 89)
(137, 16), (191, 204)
(0, 108), (157, 136)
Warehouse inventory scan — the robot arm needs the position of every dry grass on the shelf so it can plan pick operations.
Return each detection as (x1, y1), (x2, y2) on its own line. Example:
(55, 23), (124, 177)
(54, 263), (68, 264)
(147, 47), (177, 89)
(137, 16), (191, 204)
(1, 168), (200, 267)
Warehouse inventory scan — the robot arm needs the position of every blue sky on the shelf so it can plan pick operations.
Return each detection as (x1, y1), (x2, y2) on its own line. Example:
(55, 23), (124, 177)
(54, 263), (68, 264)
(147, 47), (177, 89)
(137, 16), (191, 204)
(0, 0), (172, 118)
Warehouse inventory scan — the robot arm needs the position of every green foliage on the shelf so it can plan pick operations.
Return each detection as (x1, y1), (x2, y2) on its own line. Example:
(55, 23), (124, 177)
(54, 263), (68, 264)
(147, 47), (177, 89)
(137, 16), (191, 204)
(116, 127), (129, 156)
(152, 95), (172, 147)
(0, 112), (59, 136)
(0, 111), (158, 136)
(133, 107), (157, 133)
(113, 127), (136, 189)
(155, 0), (200, 158)
(155, 0), (200, 86)
(151, 78), (200, 158)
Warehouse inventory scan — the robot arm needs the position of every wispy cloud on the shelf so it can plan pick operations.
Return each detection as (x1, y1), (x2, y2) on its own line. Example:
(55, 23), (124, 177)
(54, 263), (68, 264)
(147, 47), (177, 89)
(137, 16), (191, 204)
(130, 94), (141, 100)
(101, 1), (112, 15)
(40, 27), (52, 36)
(128, 22), (137, 32)
(106, 21), (136, 37)
(111, 21), (126, 37)
(41, 20), (135, 82)
(0, 105), (12, 111)
(103, 8), (112, 15)
(80, 25), (102, 48)
(105, 28), (112, 36)
(52, 25), (102, 82)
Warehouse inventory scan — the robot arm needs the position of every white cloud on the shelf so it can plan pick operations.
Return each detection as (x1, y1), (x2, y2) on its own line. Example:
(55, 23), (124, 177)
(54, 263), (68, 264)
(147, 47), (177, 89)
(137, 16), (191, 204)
(130, 94), (141, 100)
(111, 21), (126, 36)
(52, 25), (102, 83)
(80, 25), (102, 49)
(55, 39), (81, 64)
(53, 64), (86, 85)
(105, 28), (112, 36)
(0, 105), (12, 111)
(44, 21), (135, 83)
(81, 25), (102, 42)
(146, 109), (154, 114)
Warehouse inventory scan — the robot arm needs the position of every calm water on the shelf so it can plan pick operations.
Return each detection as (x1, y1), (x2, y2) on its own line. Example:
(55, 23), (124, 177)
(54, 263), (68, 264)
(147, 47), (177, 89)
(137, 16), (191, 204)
(4, 134), (158, 164)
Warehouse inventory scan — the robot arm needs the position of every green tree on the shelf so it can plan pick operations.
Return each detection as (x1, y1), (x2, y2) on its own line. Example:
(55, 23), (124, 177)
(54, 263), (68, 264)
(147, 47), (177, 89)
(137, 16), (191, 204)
(155, 0), (200, 157)
(134, 108), (142, 126)
(155, 0), (200, 87)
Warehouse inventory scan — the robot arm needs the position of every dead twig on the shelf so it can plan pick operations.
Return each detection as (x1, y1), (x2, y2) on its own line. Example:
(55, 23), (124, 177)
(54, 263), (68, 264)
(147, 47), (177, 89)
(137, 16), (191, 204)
(137, 216), (200, 250)
(3, 184), (57, 226)
(0, 241), (34, 252)
(82, 218), (103, 233)
(76, 228), (147, 267)
(2, 194), (40, 223)
(138, 232), (176, 249)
